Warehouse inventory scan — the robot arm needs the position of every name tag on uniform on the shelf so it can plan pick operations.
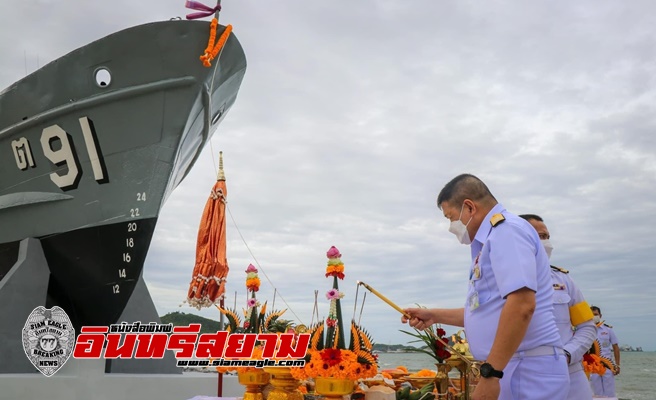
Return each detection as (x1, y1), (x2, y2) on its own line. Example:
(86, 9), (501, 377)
(553, 283), (566, 290)
(469, 291), (479, 310)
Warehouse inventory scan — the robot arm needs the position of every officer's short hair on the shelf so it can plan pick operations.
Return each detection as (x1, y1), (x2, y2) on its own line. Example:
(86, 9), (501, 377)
(437, 174), (496, 209)
(519, 214), (544, 222)
(591, 305), (601, 314)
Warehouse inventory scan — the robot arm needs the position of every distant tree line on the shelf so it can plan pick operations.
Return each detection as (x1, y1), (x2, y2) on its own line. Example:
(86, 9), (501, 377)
(160, 311), (221, 334)
(372, 343), (420, 352)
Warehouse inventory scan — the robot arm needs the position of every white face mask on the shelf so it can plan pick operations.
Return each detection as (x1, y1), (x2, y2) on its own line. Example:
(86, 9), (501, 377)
(541, 239), (554, 259)
(448, 203), (472, 245)
(593, 315), (601, 324)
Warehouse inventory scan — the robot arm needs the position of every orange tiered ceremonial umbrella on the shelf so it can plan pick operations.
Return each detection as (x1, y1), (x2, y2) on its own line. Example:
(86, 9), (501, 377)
(186, 152), (229, 309)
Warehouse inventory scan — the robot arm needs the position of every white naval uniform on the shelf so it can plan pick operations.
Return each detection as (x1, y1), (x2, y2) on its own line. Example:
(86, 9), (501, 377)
(591, 322), (619, 397)
(550, 266), (596, 400)
(464, 204), (569, 400)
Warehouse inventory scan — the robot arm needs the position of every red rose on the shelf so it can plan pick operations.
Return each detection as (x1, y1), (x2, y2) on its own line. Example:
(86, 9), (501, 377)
(320, 349), (343, 367)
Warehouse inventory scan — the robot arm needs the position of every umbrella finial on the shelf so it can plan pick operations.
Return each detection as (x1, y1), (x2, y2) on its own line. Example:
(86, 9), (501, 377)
(217, 151), (226, 181)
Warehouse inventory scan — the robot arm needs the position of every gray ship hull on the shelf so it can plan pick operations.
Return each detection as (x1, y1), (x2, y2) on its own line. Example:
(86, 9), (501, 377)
(0, 19), (246, 338)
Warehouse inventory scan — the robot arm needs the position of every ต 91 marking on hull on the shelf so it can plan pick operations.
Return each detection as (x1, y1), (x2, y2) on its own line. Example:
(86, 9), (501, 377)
(10, 116), (108, 191)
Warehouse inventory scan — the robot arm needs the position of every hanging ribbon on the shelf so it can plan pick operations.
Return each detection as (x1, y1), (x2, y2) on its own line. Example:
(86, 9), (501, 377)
(185, 0), (221, 20)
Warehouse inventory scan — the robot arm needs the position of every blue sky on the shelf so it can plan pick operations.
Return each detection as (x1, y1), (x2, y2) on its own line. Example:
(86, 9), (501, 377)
(2, 0), (655, 351)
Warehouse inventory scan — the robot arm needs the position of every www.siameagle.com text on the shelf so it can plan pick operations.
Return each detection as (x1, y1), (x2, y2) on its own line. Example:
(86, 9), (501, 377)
(177, 358), (306, 368)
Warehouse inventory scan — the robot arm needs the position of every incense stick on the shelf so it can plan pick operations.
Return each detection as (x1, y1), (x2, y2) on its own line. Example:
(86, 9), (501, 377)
(356, 281), (475, 368)
(356, 281), (411, 318)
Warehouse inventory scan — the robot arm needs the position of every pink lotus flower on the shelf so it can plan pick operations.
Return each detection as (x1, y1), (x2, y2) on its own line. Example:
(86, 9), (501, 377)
(325, 289), (340, 300)
(326, 246), (341, 259)
(245, 264), (258, 273)
(247, 298), (257, 308)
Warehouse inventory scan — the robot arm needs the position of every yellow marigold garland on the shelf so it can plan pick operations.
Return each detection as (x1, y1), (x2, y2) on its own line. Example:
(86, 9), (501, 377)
(325, 264), (344, 276)
(583, 339), (616, 376)
(201, 18), (218, 60)
(200, 18), (233, 67)
(583, 353), (606, 376)
(290, 349), (376, 381)
(246, 277), (260, 292)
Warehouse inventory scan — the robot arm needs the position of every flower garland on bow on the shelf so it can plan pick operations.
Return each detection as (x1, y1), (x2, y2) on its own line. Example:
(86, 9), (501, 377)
(290, 246), (377, 381)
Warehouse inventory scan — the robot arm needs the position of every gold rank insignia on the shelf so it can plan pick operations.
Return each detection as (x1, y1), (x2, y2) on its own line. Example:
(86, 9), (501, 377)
(490, 213), (505, 227)
(550, 265), (569, 274)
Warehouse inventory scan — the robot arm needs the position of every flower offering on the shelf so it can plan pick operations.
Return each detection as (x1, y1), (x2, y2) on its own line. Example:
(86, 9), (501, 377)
(290, 246), (378, 381)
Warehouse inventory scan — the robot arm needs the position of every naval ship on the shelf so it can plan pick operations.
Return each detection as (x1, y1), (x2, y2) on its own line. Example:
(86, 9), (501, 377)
(0, 17), (246, 374)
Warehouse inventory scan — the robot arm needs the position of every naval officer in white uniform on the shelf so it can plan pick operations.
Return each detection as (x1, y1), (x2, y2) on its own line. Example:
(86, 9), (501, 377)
(402, 174), (568, 400)
(590, 306), (620, 397)
(520, 214), (596, 400)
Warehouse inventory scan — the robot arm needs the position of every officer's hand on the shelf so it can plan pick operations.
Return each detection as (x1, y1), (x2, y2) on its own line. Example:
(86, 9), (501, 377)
(401, 308), (435, 330)
(614, 365), (620, 375)
(471, 377), (500, 400)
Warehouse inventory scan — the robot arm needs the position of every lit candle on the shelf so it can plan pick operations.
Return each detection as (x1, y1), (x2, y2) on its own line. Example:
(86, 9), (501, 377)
(356, 281), (411, 318)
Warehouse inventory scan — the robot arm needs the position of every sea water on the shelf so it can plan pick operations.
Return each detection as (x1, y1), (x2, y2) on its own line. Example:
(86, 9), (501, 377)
(376, 351), (655, 400)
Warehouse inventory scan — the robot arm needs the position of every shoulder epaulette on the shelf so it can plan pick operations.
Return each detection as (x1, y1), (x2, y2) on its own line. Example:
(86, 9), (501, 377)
(550, 265), (569, 274)
(604, 323), (613, 328)
(490, 213), (505, 227)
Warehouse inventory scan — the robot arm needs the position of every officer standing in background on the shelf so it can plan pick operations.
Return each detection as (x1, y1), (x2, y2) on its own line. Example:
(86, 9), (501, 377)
(520, 214), (596, 400)
(590, 306), (621, 397)
(402, 174), (568, 400)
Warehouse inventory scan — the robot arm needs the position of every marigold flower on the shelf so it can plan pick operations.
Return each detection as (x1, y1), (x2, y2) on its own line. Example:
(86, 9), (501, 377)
(246, 277), (260, 291)
(583, 353), (607, 376)
(325, 264), (345, 279)
(290, 348), (377, 381)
